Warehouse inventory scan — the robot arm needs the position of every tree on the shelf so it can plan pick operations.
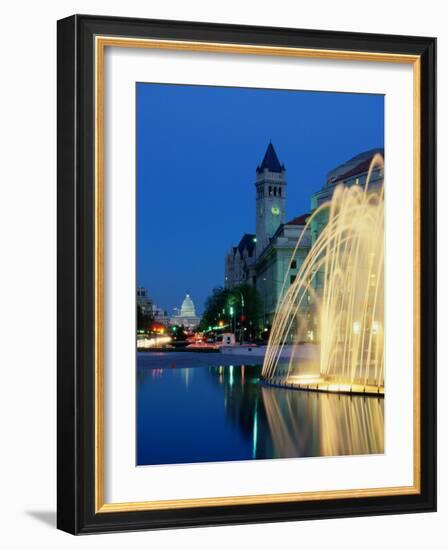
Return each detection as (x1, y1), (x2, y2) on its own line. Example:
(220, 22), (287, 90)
(197, 287), (230, 332)
(198, 284), (263, 341)
(228, 284), (263, 342)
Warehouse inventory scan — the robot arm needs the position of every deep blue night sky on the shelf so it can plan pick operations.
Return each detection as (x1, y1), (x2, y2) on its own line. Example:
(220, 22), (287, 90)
(137, 83), (384, 315)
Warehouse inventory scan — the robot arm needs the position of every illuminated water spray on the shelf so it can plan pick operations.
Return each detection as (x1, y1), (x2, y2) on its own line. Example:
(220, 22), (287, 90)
(261, 154), (384, 395)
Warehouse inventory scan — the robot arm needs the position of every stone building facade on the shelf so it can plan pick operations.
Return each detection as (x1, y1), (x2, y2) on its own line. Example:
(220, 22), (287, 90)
(224, 143), (384, 328)
(224, 142), (311, 324)
(309, 148), (384, 292)
(224, 233), (256, 288)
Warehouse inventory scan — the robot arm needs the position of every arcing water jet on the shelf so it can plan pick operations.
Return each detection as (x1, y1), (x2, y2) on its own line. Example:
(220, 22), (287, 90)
(262, 155), (384, 395)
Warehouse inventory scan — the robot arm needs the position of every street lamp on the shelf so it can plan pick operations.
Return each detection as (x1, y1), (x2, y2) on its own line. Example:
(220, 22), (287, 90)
(232, 289), (245, 345)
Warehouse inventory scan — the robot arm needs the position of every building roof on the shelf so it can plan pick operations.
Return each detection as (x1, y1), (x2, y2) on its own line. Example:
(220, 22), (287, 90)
(256, 142), (285, 174)
(286, 213), (310, 226)
(266, 213), (310, 246)
(236, 233), (256, 257)
(327, 148), (384, 185)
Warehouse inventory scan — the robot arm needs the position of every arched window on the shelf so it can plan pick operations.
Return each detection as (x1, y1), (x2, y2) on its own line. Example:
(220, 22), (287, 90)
(273, 187), (277, 196)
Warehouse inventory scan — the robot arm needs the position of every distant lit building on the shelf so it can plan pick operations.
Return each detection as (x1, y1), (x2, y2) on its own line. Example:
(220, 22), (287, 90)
(151, 304), (170, 326)
(136, 286), (153, 315)
(170, 293), (200, 329)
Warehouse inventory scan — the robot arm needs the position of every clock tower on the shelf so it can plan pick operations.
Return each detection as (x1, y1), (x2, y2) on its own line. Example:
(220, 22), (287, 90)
(255, 142), (286, 256)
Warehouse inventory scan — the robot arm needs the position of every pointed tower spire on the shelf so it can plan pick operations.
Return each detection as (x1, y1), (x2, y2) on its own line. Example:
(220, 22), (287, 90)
(255, 142), (287, 256)
(257, 142), (285, 174)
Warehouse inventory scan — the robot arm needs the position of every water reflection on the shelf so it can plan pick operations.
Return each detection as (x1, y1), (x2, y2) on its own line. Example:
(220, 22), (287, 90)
(137, 357), (383, 466)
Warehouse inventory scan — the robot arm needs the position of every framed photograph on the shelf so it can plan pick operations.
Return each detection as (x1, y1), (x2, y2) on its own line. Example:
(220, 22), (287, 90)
(57, 14), (436, 534)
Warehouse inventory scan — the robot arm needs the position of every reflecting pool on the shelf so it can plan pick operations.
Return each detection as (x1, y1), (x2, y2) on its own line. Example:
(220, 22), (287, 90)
(137, 352), (384, 466)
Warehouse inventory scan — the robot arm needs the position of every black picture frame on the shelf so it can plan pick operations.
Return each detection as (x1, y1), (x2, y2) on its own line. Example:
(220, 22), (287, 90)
(57, 14), (436, 534)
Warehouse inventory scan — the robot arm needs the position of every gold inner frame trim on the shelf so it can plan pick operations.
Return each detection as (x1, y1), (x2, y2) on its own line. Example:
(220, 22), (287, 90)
(94, 35), (421, 514)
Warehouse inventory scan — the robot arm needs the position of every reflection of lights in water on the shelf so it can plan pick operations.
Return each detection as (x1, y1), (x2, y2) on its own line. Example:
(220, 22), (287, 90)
(138, 364), (384, 463)
(183, 368), (190, 390)
(151, 368), (164, 378)
(260, 386), (383, 457)
(252, 401), (258, 458)
(229, 365), (234, 387)
(319, 393), (384, 456)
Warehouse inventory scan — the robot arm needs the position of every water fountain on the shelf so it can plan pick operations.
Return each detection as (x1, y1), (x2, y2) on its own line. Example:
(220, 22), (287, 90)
(261, 154), (384, 396)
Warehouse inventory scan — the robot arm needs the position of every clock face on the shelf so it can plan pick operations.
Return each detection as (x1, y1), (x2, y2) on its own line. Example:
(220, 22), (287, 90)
(271, 205), (280, 216)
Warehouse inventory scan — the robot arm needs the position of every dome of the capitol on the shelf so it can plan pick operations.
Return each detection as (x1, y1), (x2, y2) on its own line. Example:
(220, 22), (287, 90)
(180, 293), (196, 317)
